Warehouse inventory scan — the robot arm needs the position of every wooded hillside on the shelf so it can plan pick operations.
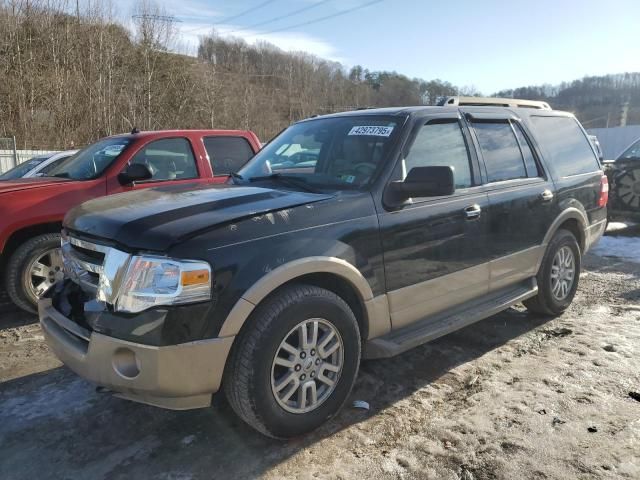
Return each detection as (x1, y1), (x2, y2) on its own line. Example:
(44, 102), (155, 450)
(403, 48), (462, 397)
(1, 0), (638, 149)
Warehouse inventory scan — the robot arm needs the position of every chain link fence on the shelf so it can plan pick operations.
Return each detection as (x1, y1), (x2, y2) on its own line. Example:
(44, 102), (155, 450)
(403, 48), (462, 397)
(0, 137), (59, 174)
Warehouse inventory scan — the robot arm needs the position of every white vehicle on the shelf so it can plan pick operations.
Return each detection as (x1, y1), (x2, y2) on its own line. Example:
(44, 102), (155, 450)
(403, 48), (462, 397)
(0, 149), (78, 180)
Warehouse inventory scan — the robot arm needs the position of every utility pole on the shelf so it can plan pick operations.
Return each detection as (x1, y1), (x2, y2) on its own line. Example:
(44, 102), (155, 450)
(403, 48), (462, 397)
(620, 100), (630, 127)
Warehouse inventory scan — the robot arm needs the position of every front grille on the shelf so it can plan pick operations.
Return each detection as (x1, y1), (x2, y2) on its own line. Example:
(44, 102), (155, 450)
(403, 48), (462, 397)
(61, 235), (131, 303)
(69, 243), (105, 263)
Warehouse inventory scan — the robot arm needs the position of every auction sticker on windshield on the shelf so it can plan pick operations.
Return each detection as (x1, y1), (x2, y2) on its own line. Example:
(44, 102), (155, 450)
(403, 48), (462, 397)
(348, 126), (394, 137)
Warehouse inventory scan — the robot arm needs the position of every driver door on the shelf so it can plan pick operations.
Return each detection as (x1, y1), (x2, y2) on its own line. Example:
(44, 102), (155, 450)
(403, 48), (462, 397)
(108, 137), (208, 194)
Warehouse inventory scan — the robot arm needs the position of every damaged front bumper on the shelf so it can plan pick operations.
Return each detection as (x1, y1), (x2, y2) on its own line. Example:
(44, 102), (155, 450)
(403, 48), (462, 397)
(38, 296), (234, 410)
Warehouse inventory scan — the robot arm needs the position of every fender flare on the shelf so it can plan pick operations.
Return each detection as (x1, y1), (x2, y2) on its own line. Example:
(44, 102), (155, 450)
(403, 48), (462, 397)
(542, 207), (588, 251)
(218, 256), (378, 338)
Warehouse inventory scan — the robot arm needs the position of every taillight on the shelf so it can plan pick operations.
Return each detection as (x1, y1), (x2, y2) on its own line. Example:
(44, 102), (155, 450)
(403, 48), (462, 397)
(598, 174), (609, 208)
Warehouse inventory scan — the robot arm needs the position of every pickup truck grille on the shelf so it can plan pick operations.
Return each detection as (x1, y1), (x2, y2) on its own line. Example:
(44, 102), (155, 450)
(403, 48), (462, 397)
(61, 234), (131, 303)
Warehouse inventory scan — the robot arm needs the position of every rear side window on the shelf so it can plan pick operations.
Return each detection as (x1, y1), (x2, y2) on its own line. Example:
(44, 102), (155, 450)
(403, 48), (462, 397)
(404, 121), (472, 188)
(204, 136), (254, 175)
(530, 116), (600, 177)
(473, 122), (527, 182)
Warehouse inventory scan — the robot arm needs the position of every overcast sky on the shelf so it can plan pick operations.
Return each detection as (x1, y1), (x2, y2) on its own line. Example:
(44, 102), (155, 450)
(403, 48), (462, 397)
(114, 0), (640, 94)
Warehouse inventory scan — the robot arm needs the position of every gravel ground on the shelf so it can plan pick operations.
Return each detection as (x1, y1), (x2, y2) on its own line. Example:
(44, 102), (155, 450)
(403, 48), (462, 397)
(1, 229), (639, 480)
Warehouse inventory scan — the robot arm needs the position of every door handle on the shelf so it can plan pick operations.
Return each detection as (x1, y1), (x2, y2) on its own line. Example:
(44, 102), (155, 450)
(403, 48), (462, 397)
(464, 204), (482, 219)
(540, 189), (554, 202)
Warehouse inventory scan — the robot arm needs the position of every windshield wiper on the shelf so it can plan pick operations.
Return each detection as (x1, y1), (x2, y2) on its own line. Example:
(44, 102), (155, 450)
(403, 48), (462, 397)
(229, 172), (244, 181)
(52, 172), (70, 178)
(248, 173), (321, 193)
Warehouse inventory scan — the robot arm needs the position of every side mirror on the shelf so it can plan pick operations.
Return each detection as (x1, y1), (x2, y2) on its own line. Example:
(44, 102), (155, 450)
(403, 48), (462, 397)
(118, 163), (152, 185)
(390, 166), (455, 199)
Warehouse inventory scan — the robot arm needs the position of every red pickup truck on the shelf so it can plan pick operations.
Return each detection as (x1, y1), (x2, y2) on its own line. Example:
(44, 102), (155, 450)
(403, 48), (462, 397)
(0, 129), (261, 312)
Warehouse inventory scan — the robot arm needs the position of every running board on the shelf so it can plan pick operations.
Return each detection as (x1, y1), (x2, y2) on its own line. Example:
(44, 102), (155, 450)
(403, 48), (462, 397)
(363, 279), (538, 359)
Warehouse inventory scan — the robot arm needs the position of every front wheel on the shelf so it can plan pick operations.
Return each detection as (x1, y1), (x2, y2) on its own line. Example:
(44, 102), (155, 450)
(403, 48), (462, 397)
(524, 229), (581, 316)
(224, 284), (361, 438)
(4, 233), (63, 313)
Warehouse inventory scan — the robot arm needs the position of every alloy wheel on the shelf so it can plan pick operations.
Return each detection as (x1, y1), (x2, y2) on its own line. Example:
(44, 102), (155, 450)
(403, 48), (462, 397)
(550, 246), (575, 301)
(271, 318), (344, 414)
(26, 247), (64, 301)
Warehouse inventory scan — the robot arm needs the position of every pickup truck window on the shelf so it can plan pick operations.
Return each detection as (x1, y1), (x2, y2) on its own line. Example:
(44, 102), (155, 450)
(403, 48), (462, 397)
(473, 122), (528, 183)
(48, 137), (131, 180)
(203, 136), (254, 175)
(130, 138), (198, 181)
(404, 121), (472, 188)
(238, 115), (401, 189)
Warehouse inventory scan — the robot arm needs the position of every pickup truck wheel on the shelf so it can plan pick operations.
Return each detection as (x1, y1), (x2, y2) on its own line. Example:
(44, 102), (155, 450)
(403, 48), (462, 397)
(5, 233), (62, 314)
(224, 284), (361, 438)
(524, 229), (581, 316)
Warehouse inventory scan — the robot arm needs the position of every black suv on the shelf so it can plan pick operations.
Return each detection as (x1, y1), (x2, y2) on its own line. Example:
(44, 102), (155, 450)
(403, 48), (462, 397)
(39, 103), (608, 438)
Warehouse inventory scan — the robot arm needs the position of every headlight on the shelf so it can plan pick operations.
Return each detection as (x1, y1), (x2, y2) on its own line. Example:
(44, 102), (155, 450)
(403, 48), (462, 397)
(114, 255), (211, 313)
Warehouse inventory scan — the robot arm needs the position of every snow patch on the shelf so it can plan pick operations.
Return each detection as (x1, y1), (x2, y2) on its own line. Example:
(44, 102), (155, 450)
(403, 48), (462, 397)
(591, 235), (640, 263)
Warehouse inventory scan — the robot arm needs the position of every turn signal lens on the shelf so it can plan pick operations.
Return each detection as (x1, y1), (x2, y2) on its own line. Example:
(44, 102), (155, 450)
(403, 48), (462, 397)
(181, 269), (210, 286)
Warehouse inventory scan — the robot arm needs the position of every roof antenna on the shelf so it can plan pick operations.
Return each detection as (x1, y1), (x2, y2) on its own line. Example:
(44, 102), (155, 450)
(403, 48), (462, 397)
(131, 127), (140, 134)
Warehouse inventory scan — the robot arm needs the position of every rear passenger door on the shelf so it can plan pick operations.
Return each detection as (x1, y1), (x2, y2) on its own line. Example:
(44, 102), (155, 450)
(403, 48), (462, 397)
(465, 112), (556, 291)
(379, 114), (491, 330)
(203, 136), (255, 177)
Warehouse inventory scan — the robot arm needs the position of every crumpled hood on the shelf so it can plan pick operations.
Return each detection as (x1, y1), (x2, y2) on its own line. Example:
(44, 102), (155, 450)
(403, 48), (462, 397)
(0, 177), (71, 194)
(64, 183), (333, 251)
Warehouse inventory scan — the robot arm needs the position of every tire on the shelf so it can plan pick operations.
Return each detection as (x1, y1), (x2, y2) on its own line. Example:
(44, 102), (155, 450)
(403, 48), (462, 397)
(224, 284), (361, 438)
(524, 229), (581, 316)
(5, 233), (62, 314)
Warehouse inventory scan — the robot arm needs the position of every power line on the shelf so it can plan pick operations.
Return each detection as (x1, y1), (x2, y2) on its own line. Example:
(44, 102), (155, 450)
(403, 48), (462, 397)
(228, 0), (333, 34)
(257, 0), (384, 35)
(217, 0), (280, 25)
(132, 14), (181, 23)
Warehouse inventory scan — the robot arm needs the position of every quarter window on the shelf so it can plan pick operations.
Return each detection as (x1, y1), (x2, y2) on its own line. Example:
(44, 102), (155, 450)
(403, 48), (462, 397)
(530, 116), (600, 177)
(130, 138), (198, 181)
(473, 122), (527, 183)
(404, 121), (472, 188)
(204, 136), (254, 175)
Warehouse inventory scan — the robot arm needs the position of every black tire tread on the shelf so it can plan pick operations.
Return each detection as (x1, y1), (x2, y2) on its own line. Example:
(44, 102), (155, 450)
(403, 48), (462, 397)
(223, 283), (360, 438)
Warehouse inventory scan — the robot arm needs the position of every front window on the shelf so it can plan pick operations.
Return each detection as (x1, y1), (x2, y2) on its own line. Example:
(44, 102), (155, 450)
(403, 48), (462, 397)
(238, 115), (402, 189)
(619, 138), (640, 161)
(48, 137), (132, 180)
(129, 138), (198, 181)
(0, 155), (51, 180)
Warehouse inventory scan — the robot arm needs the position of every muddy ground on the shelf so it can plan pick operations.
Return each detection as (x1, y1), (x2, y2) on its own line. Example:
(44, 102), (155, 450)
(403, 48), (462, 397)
(1, 229), (639, 480)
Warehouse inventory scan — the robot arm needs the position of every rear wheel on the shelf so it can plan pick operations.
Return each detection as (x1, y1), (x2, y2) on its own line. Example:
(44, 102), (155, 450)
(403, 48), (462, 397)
(5, 233), (62, 313)
(524, 229), (580, 316)
(224, 284), (361, 438)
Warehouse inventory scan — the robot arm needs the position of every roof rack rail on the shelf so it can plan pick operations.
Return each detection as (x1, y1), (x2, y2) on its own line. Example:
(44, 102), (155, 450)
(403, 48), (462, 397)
(437, 96), (551, 110)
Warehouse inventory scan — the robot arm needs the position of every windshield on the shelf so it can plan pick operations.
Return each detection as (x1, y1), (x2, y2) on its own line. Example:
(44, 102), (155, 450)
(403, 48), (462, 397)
(48, 137), (131, 180)
(0, 155), (52, 180)
(619, 138), (640, 161)
(238, 115), (402, 189)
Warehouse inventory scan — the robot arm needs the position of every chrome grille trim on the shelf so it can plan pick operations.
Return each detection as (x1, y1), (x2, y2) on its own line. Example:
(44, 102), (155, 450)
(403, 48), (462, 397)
(67, 236), (112, 254)
(62, 235), (131, 304)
